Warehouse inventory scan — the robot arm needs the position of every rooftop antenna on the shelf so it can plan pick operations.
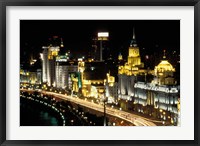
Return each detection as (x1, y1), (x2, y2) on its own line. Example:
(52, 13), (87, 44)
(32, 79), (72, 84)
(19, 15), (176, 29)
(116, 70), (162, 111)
(163, 50), (166, 59)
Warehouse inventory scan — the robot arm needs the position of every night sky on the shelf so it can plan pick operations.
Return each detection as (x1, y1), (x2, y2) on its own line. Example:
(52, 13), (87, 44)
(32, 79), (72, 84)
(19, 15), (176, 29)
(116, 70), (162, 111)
(20, 20), (180, 63)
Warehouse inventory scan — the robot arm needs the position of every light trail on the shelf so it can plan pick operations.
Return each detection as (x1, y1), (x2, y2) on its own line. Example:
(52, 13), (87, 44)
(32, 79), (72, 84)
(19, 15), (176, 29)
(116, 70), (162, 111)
(21, 89), (158, 126)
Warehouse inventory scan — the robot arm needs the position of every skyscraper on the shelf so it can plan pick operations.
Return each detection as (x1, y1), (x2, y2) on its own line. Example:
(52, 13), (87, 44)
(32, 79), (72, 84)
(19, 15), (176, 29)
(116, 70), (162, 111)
(41, 36), (63, 86)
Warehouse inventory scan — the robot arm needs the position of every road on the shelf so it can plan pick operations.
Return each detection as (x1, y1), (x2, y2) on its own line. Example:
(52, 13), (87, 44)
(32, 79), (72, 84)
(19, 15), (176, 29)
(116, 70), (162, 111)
(21, 89), (160, 126)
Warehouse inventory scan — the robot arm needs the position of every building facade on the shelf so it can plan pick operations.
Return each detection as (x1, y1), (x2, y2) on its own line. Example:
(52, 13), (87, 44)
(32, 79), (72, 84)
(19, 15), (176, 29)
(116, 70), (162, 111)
(55, 61), (78, 89)
(117, 28), (180, 125)
(41, 36), (64, 86)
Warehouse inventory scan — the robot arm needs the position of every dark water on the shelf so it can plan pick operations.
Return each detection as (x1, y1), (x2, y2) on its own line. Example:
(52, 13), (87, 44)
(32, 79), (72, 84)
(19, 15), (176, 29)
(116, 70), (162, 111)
(20, 98), (62, 126)
(20, 94), (108, 126)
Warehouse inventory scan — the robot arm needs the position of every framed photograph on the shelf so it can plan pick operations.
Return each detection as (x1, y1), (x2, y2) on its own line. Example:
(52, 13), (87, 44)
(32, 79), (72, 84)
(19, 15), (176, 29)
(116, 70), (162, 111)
(0, 0), (199, 146)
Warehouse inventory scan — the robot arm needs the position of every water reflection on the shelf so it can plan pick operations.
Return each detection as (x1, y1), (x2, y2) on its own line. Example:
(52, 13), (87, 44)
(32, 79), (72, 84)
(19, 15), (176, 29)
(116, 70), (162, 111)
(20, 99), (60, 126)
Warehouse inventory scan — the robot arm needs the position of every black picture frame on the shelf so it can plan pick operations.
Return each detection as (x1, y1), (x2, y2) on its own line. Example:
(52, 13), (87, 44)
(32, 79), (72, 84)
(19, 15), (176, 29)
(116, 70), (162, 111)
(0, 0), (199, 146)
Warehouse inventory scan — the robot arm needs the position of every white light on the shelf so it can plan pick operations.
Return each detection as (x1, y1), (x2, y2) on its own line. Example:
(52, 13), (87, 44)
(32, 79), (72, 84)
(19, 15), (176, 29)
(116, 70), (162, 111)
(40, 53), (43, 60)
(78, 58), (83, 61)
(49, 46), (60, 51)
(42, 46), (48, 49)
(98, 32), (109, 37)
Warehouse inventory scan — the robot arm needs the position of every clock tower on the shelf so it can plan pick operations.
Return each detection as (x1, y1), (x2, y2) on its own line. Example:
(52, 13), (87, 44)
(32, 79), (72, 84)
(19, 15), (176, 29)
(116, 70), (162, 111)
(118, 27), (144, 75)
(127, 28), (142, 66)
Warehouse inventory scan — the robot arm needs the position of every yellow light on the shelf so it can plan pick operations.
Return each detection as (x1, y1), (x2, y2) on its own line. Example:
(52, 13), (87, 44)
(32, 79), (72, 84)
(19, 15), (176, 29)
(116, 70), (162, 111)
(52, 51), (58, 56)
(171, 120), (174, 124)
(98, 32), (109, 37)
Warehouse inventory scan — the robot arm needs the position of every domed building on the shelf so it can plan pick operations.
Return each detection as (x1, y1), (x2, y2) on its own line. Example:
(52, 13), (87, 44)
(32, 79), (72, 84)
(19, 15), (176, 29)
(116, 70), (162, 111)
(155, 60), (175, 73)
(153, 51), (176, 85)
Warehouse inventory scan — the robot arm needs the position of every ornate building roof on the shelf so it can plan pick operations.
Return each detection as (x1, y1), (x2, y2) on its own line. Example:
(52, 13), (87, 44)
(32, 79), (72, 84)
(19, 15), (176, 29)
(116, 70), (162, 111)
(155, 60), (175, 72)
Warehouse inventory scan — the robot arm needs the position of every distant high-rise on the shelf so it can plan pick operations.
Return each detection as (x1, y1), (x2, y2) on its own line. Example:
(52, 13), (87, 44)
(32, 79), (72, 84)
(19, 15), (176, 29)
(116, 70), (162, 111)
(91, 38), (99, 60)
(94, 32), (109, 61)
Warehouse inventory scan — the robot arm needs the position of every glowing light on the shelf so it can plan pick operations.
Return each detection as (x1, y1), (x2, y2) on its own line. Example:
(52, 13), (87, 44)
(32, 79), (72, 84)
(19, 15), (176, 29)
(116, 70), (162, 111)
(78, 58), (83, 61)
(98, 32), (109, 37)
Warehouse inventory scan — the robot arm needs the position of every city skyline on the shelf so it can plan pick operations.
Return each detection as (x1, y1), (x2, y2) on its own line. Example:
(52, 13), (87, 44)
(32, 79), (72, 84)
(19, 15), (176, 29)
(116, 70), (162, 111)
(20, 20), (180, 126)
(20, 20), (180, 61)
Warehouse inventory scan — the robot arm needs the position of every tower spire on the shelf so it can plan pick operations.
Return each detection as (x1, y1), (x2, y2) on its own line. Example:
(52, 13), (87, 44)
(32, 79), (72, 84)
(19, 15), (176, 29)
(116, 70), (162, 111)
(130, 27), (137, 47)
(132, 27), (135, 40)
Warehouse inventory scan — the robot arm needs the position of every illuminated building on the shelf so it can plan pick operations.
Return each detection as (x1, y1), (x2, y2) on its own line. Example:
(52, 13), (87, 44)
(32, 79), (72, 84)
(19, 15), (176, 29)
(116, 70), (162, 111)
(41, 46), (48, 83)
(41, 36), (64, 86)
(117, 28), (180, 125)
(105, 72), (118, 103)
(20, 69), (41, 84)
(97, 32), (109, 61)
(36, 69), (42, 84)
(153, 50), (176, 85)
(55, 61), (78, 89)
(69, 60), (85, 94)
(118, 28), (145, 102)
(70, 61), (107, 98)
(133, 53), (179, 125)
(20, 69), (31, 83)
(56, 55), (68, 62)
(47, 46), (60, 86)
(118, 28), (144, 76)
(91, 37), (98, 60)
(82, 61), (107, 98)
